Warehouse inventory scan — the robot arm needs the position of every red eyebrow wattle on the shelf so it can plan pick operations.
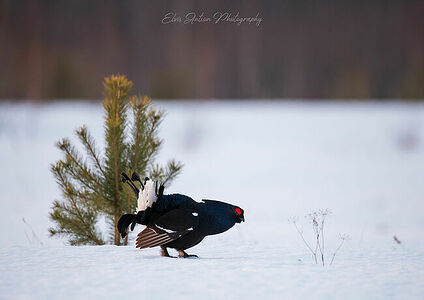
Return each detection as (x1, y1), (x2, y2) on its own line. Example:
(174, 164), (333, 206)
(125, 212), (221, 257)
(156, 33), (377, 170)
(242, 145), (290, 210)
(235, 208), (242, 215)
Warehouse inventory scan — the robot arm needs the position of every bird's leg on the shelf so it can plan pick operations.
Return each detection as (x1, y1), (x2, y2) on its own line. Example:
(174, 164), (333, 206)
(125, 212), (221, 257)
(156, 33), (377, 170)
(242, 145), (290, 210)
(161, 246), (175, 258)
(178, 250), (198, 258)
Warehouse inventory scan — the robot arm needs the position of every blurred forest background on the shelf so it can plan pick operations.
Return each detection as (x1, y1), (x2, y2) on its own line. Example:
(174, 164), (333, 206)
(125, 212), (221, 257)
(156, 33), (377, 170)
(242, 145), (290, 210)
(0, 0), (423, 100)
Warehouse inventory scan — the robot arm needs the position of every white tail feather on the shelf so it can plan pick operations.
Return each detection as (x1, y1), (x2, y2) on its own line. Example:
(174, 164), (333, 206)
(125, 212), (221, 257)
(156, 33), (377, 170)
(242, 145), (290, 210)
(136, 179), (158, 212)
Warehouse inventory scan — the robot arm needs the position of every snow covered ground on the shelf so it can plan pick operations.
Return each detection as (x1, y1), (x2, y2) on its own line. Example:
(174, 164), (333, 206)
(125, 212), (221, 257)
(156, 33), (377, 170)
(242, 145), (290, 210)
(2, 244), (424, 299)
(1, 100), (424, 299)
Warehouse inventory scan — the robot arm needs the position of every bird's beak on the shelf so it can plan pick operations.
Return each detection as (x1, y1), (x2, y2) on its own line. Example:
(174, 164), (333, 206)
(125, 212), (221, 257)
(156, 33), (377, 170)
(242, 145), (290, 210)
(241, 215), (245, 222)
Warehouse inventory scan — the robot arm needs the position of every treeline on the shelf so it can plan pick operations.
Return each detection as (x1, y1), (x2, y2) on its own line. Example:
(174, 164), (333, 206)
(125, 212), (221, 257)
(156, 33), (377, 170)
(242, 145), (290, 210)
(0, 0), (423, 100)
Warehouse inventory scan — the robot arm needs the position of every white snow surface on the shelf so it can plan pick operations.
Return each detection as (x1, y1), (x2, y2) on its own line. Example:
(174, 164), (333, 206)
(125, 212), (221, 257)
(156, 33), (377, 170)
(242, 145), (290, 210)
(1, 245), (423, 299)
(136, 179), (158, 212)
(1, 100), (424, 299)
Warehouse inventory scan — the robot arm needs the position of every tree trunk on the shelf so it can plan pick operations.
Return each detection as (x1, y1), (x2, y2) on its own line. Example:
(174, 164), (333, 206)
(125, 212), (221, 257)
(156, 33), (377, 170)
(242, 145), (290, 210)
(114, 210), (121, 245)
(123, 192), (131, 245)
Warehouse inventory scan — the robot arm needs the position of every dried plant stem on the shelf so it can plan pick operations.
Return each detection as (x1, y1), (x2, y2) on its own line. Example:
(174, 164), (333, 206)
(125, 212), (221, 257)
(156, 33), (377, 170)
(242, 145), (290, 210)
(330, 238), (346, 265)
(293, 222), (317, 263)
(291, 209), (333, 266)
(319, 218), (326, 266)
(22, 218), (44, 246)
(314, 233), (320, 264)
(317, 235), (324, 266)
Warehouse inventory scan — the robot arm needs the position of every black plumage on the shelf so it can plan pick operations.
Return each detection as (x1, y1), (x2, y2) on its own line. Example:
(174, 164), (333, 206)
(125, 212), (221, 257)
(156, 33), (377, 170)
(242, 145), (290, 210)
(117, 172), (245, 258)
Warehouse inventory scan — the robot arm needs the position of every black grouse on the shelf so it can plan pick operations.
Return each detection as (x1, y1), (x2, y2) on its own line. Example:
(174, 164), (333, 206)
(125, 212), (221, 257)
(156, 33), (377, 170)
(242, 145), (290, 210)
(117, 172), (245, 258)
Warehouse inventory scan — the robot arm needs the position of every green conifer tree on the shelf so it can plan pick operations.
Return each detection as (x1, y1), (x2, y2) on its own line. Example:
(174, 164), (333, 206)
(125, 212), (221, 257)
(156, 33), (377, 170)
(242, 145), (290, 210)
(49, 75), (182, 245)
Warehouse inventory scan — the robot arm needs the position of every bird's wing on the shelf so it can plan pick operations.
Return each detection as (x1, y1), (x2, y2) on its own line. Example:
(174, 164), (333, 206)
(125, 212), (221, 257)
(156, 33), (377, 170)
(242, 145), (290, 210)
(135, 226), (178, 249)
(135, 208), (200, 249)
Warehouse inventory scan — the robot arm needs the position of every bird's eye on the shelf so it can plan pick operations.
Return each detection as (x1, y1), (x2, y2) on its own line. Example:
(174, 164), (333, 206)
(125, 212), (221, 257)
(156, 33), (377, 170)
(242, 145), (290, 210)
(235, 208), (242, 215)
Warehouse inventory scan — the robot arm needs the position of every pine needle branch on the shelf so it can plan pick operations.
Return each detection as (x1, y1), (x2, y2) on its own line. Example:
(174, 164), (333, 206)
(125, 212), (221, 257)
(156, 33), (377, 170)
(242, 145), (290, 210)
(56, 138), (103, 191)
(76, 125), (106, 179)
(50, 162), (104, 245)
(149, 159), (183, 186)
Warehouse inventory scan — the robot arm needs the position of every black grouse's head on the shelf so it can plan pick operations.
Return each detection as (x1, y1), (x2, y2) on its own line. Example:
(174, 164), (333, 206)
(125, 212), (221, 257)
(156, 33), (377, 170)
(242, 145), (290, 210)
(234, 206), (245, 223)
